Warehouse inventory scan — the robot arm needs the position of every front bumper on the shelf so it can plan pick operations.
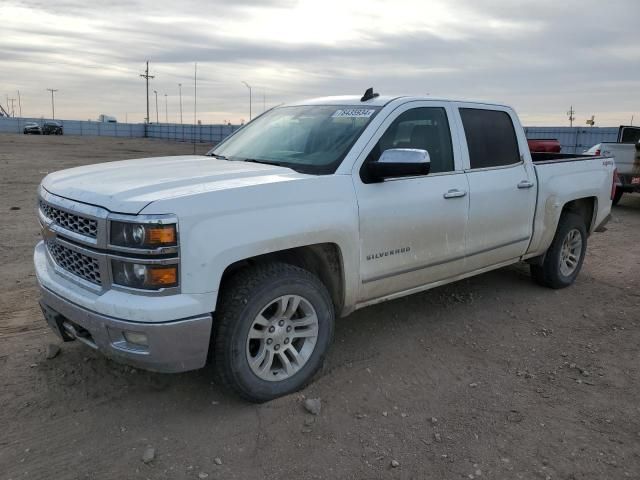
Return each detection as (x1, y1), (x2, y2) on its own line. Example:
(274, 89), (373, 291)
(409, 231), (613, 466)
(39, 285), (213, 373)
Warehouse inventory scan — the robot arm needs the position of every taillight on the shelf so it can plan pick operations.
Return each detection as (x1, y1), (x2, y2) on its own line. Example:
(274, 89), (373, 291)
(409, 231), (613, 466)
(595, 149), (601, 156)
(611, 168), (620, 200)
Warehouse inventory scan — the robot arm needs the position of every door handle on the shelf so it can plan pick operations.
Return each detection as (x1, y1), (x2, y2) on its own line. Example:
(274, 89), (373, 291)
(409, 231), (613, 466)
(443, 189), (467, 199)
(517, 180), (534, 189)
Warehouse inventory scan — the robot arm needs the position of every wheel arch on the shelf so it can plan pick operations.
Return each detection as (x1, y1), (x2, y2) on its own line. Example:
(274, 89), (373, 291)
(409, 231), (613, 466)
(561, 196), (597, 235)
(217, 243), (346, 316)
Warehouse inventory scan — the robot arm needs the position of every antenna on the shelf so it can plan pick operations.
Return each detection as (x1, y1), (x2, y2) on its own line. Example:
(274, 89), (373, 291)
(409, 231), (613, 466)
(361, 87), (379, 102)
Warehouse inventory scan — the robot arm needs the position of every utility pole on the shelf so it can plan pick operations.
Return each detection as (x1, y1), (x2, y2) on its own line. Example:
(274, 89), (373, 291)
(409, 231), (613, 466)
(17, 90), (22, 117)
(567, 105), (575, 127)
(178, 83), (183, 124)
(153, 90), (158, 124)
(139, 61), (154, 124)
(8, 98), (16, 117)
(193, 62), (197, 153)
(164, 94), (168, 123)
(242, 81), (252, 121)
(47, 88), (58, 119)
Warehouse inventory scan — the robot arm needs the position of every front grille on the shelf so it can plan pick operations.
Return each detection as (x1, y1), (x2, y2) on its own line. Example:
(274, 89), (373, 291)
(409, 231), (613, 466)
(46, 240), (102, 285)
(39, 200), (98, 238)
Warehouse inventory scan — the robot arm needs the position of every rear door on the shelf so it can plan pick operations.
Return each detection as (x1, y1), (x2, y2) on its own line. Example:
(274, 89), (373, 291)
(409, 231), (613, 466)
(455, 105), (537, 272)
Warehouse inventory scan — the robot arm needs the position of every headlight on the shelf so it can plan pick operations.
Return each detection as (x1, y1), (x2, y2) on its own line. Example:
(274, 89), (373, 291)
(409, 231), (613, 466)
(110, 221), (177, 249)
(111, 260), (178, 290)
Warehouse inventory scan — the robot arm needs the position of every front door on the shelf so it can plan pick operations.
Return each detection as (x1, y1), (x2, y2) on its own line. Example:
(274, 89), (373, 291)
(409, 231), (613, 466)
(353, 102), (470, 302)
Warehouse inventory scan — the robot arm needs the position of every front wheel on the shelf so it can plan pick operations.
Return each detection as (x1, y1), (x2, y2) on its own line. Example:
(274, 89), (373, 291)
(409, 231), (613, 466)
(213, 262), (334, 402)
(530, 212), (587, 289)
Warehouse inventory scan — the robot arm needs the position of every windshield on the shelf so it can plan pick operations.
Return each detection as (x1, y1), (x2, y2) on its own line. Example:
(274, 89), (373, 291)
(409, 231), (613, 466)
(208, 105), (381, 174)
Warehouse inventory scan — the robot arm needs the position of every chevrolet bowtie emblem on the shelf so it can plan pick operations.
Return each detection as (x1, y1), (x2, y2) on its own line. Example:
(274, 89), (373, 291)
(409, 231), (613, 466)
(41, 222), (56, 241)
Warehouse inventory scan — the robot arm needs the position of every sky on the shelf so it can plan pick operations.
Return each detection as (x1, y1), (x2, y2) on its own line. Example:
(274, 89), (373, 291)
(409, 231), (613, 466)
(1, 0), (639, 126)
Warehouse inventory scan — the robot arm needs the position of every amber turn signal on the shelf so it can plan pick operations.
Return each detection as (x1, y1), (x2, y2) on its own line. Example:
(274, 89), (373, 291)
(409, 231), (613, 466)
(148, 225), (177, 245)
(149, 266), (178, 286)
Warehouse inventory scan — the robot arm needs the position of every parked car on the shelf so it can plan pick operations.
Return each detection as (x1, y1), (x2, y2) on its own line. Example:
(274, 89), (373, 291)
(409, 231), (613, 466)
(23, 122), (42, 135)
(98, 114), (117, 123)
(585, 126), (640, 204)
(35, 91), (615, 402)
(527, 138), (561, 153)
(42, 121), (63, 135)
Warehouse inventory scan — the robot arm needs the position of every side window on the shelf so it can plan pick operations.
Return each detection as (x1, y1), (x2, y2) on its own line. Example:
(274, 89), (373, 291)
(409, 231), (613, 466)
(459, 108), (521, 169)
(366, 107), (455, 174)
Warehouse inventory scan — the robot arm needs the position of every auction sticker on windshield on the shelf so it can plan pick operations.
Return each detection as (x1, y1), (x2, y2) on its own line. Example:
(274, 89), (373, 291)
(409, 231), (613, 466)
(332, 109), (376, 118)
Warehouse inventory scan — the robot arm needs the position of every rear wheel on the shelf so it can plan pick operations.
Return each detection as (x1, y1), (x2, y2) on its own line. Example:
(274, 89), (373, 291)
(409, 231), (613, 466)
(612, 188), (624, 206)
(213, 262), (334, 402)
(530, 212), (587, 289)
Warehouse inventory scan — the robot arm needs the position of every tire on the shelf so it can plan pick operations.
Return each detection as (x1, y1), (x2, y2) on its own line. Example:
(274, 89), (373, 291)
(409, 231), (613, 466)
(612, 188), (623, 206)
(213, 262), (334, 402)
(530, 212), (587, 289)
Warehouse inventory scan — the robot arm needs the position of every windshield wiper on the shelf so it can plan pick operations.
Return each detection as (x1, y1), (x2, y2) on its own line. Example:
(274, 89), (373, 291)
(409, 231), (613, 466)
(241, 158), (286, 167)
(207, 153), (229, 160)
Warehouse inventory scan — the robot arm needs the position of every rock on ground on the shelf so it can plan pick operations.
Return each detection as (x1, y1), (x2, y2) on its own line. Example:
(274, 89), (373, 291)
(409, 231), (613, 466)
(303, 398), (322, 416)
(141, 446), (155, 464)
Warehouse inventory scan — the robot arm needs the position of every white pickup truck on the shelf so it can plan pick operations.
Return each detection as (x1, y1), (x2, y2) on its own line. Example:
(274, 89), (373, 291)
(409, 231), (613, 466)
(35, 90), (616, 402)
(585, 126), (640, 204)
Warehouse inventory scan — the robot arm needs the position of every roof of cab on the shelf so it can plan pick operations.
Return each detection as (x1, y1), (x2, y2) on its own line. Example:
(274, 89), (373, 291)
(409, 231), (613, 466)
(290, 95), (401, 107)
(289, 94), (510, 109)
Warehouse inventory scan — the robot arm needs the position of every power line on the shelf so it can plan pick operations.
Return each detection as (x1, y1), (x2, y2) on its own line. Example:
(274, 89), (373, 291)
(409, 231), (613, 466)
(47, 88), (58, 119)
(567, 105), (575, 127)
(139, 61), (154, 124)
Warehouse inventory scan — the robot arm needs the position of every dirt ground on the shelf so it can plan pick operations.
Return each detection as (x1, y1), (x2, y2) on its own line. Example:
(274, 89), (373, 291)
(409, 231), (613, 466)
(1, 133), (639, 480)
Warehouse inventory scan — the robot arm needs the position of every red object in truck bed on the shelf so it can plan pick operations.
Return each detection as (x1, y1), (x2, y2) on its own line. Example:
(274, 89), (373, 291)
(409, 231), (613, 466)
(528, 138), (561, 153)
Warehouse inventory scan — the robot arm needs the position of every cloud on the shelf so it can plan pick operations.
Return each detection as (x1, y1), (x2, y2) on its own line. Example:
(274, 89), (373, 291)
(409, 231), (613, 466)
(0, 0), (638, 125)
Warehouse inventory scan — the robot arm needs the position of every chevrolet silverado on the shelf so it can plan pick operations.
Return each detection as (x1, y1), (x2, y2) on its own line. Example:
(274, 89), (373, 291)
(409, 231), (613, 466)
(35, 90), (616, 401)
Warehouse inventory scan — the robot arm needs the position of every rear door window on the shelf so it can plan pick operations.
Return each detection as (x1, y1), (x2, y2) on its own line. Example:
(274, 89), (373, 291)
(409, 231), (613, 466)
(619, 126), (640, 144)
(460, 108), (521, 169)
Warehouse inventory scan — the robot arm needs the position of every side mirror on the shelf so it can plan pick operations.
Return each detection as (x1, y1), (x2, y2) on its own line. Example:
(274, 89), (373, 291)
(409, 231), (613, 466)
(367, 148), (431, 182)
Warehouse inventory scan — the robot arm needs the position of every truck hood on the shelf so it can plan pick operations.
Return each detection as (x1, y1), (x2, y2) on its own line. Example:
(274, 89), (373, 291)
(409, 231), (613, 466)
(41, 155), (306, 214)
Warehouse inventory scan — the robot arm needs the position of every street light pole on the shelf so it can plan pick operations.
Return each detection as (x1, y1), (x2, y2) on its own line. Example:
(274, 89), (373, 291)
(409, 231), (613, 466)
(178, 83), (183, 125)
(153, 90), (158, 124)
(164, 93), (168, 123)
(242, 81), (252, 121)
(47, 88), (58, 119)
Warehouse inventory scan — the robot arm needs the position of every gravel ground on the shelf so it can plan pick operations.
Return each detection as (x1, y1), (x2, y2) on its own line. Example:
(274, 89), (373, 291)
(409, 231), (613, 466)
(1, 133), (639, 479)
